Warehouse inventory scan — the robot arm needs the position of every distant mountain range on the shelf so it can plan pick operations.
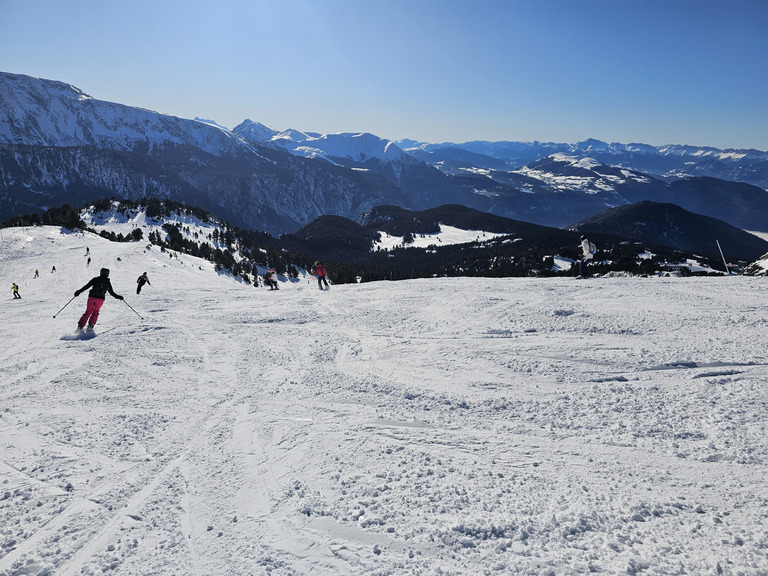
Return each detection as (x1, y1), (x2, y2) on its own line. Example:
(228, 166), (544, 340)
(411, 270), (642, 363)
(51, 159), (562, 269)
(401, 138), (768, 189)
(2, 71), (767, 237)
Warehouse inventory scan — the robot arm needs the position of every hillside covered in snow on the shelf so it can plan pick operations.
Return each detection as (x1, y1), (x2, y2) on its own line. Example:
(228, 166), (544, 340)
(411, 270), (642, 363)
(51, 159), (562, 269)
(1, 226), (767, 575)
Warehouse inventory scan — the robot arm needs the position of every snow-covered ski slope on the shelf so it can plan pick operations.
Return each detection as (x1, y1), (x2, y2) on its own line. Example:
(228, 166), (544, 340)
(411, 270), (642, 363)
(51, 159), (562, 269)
(1, 226), (767, 576)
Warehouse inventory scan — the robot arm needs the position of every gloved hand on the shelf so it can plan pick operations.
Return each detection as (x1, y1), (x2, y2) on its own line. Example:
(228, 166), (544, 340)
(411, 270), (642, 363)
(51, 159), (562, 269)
(74, 290), (81, 297)
(116, 295), (124, 300)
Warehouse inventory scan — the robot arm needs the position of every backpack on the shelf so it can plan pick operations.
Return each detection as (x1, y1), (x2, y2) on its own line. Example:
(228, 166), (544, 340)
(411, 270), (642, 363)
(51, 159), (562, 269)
(589, 241), (596, 255)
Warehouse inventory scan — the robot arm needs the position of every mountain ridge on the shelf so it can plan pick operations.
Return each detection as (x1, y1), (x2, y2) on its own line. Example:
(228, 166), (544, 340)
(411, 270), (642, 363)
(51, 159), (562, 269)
(8, 197), (766, 282)
(2, 70), (767, 237)
(570, 201), (768, 261)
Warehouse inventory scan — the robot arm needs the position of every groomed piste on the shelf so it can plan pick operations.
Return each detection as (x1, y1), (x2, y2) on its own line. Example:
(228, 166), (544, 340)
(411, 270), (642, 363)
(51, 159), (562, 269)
(1, 226), (767, 575)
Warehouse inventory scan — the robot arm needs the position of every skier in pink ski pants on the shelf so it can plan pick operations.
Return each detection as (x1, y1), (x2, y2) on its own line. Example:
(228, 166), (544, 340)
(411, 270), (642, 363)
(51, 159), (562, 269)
(74, 268), (123, 331)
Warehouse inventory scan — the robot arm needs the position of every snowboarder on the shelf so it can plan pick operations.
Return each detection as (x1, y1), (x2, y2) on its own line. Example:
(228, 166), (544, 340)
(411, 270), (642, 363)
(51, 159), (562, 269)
(264, 269), (279, 290)
(312, 262), (329, 290)
(136, 272), (151, 294)
(73, 268), (123, 331)
(12, 283), (21, 299)
(579, 235), (595, 279)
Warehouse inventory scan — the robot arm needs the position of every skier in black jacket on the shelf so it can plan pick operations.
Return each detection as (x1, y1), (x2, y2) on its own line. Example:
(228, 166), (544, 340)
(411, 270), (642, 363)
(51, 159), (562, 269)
(136, 272), (150, 294)
(74, 268), (123, 331)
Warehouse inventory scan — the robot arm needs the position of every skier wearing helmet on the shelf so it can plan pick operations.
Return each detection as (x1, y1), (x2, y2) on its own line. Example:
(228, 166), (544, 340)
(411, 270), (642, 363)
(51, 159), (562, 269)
(312, 261), (329, 290)
(74, 268), (123, 331)
(136, 272), (151, 294)
(264, 269), (279, 290)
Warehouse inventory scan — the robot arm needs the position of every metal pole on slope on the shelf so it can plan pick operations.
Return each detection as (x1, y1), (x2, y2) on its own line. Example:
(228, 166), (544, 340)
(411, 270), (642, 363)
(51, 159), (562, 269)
(53, 296), (77, 318)
(122, 299), (144, 320)
(715, 239), (731, 275)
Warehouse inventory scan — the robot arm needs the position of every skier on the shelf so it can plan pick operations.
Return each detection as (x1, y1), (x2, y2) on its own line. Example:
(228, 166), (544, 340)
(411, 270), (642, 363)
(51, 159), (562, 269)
(34, 269), (39, 278)
(264, 269), (279, 290)
(12, 283), (21, 299)
(579, 235), (594, 279)
(73, 268), (123, 331)
(87, 257), (91, 267)
(51, 266), (56, 273)
(312, 261), (329, 290)
(136, 272), (151, 294)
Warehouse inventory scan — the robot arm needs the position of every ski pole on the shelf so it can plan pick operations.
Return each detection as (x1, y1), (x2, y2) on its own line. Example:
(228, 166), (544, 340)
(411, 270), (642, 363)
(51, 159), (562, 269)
(53, 295), (77, 318)
(122, 299), (144, 320)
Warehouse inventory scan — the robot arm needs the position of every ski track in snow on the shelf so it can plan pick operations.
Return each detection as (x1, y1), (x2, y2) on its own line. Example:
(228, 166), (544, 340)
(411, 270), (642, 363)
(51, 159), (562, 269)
(1, 226), (767, 575)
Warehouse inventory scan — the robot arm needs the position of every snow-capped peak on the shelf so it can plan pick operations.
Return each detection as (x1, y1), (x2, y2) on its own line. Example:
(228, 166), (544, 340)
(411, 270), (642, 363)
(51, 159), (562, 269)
(194, 117), (231, 131)
(274, 128), (313, 143)
(549, 153), (603, 170)
(305, 132), (406, 163)
(0, 71), (249, 155)
(231, 120), (279, 142)
(233, 123), (408, 165)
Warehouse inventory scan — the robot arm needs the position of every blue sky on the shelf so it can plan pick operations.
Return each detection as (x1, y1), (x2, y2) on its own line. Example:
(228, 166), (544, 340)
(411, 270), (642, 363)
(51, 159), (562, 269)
(1, 0), (766, 149)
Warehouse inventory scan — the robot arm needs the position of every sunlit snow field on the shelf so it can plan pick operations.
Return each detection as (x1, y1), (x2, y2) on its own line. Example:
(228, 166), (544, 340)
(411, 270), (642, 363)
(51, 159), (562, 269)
(1, 226), (767, 575)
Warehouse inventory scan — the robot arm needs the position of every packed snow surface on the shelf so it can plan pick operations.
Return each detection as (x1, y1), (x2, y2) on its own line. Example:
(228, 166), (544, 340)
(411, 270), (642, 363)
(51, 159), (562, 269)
(1, 227), (767, 576)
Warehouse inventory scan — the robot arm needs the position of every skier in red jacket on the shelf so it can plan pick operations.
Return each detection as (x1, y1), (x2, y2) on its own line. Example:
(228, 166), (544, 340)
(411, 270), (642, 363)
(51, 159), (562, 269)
(312, 262), (329, 290)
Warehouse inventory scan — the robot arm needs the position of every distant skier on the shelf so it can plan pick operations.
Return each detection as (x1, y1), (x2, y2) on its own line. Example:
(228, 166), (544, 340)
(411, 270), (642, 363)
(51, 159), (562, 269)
(12, 283), (21, 299)
(34, 269), (39, 278)
(579, 235), (595, 279)
(86, 246), (90, 255)
(264, 269), (279, 290)
(73, 268), (123, 331)
(51, 266), (56, 273)
(136, 272), (151, 294)
(87, 257), (91, 267)
(312, 262), (329, 290)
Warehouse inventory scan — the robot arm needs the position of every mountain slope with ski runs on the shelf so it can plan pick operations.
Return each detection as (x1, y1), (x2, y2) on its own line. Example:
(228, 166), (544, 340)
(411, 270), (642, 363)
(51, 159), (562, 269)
(2, 225), (767, 575)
